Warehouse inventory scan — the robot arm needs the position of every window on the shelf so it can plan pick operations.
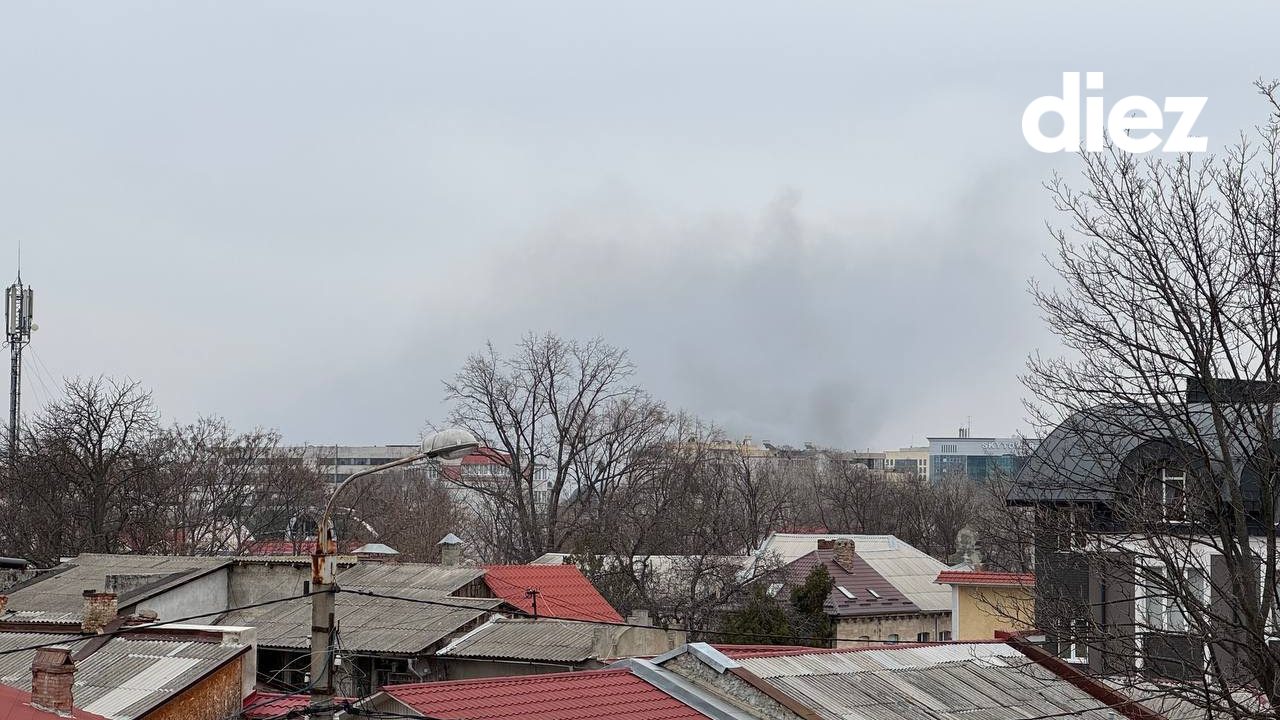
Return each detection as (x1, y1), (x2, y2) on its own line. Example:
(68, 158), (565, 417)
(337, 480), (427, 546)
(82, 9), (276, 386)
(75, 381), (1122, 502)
(1054, 506), (1089, 551)
(866, 588), (881, 599)
(886, 634), (899, 644)
(939, 631), (952, 641)
(1065, 618), (1088, 662)
(1141, 565), (1207, 632)
(916, 632), (930, 642)
(837, 586), (855, 599)
(1161, 468), (1187, 521)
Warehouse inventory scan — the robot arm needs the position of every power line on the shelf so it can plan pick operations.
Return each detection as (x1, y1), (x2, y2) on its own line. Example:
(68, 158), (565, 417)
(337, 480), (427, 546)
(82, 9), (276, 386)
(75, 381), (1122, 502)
(338, 587), (932, 647)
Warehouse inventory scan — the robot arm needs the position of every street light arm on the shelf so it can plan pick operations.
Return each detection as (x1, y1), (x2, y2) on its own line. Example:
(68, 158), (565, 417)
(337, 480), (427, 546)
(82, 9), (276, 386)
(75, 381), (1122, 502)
(316, 451), (429, 541)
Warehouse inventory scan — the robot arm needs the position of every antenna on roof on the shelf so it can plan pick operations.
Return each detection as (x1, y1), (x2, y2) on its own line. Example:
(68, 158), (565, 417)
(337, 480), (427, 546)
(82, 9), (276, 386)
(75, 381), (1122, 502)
(5, 256), (34, 466)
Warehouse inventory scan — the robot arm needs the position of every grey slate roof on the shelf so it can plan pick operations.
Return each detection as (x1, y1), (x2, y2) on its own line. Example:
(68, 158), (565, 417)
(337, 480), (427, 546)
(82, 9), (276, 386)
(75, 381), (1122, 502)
(700, 643), (1128, 720)
(4, 554), (231, 614)
(1008, 403), (1274, 504)
(220, 562), (500, 655)
(0, 631), (246, 719)
(436, 617), (603, 663)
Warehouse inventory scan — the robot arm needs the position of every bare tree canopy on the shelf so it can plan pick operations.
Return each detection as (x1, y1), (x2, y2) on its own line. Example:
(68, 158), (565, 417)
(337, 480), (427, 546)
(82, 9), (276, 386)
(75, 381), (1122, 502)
(442, 333), (671, 561)
(1017, 82), (1280, 717)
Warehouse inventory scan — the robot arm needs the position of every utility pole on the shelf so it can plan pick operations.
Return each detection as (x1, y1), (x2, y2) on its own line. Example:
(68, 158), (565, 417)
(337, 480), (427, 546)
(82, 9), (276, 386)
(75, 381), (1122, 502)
(4, 276), (33, 462)
(525, 588), (540, 619)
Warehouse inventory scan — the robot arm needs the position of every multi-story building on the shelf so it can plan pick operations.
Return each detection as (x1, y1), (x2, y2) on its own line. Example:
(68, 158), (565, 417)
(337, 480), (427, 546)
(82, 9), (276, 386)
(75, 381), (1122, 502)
(289, 444), (424, 484)
(927, 429), (1029, 482)
(1007, 379), (1280, 687)
(884, 446), (929, 477)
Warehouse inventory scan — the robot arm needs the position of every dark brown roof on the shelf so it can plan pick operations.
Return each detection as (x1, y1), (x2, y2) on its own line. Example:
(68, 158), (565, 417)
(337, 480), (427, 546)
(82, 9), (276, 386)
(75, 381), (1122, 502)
(788, 549), (919, 618)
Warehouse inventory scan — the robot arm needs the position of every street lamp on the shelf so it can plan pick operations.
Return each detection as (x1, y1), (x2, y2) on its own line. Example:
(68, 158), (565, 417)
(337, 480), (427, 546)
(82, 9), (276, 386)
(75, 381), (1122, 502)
(309, 428), (479, 719)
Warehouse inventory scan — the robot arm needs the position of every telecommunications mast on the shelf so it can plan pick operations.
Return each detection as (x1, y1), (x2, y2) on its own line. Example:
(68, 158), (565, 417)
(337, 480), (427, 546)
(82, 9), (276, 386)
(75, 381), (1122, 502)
(5, 275), (33, 459)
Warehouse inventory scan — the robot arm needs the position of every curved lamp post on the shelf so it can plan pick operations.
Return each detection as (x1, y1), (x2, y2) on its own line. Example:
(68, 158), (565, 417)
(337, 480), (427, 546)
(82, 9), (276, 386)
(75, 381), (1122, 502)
(310, 428), (479, 718)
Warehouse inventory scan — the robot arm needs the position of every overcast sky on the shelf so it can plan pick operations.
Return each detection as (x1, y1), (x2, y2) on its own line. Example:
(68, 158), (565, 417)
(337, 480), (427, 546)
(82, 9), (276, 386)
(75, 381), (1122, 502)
(2, 2), (1277, 449)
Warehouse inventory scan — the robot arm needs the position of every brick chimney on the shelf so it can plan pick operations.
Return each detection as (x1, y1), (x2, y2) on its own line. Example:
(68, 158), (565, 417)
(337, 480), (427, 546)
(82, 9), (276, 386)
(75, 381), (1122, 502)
(833, 539), (856, 570)
(81, 590), (118, 634)
(30, 646), (76, 714)
(0, 594), (8, 615)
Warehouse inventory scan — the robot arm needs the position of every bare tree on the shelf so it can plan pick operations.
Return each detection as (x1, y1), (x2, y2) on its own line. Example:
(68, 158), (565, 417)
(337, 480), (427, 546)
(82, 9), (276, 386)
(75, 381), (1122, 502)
(1014, 82), (1280, 717)
(140, 418), (325, 555)
(1, 377), (165, 563)
(341, 468), (466, 561)
(442, 333), (670, 561)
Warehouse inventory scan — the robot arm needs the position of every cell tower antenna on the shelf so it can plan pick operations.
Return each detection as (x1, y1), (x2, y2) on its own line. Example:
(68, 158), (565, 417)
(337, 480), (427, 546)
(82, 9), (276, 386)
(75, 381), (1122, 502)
(5, 264), (34, 463)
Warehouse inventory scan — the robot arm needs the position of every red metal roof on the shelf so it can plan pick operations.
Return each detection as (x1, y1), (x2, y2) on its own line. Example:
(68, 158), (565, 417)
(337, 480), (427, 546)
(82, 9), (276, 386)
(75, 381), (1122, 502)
(935, 570), (1034, 587)
(483, 565), (624, 623)
(382, 668), (711, 720)
(242, 691), (351, 719)
(0, 683), (107, 720)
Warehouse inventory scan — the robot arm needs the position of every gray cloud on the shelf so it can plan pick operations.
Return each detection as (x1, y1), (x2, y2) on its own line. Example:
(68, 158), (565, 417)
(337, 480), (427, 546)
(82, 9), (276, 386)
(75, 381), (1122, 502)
(2, 1), (1275, 448)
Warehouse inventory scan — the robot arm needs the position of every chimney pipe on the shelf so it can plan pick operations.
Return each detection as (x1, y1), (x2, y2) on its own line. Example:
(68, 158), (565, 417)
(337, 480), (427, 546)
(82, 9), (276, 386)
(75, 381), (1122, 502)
(30, 646), (76, 714)
(81, 590), (118, 634)
(833, 539), (856, 570)
(438, 534), (464, 566)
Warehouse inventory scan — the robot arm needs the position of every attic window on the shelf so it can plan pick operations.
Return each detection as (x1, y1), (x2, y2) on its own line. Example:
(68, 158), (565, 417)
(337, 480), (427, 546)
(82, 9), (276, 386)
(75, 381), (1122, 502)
(867, 588), (881, 599)
(837, 586), (855, 599)
(767, 583), (783, 597)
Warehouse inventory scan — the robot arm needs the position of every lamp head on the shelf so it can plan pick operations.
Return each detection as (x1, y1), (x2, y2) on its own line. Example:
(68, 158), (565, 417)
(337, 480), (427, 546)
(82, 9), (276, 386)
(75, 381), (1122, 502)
(422, 428), (480, 460)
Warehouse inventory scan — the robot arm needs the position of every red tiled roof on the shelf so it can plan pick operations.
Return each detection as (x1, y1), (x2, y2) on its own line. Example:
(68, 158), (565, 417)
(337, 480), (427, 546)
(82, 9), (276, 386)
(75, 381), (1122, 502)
(382, 668), (710, 720)
(789, 549), (918, 618)
(482, 565), (624, 623)
(0, 683), (107, 720)
(242, 691), (352, 719)
(935, 570), (1034, 587)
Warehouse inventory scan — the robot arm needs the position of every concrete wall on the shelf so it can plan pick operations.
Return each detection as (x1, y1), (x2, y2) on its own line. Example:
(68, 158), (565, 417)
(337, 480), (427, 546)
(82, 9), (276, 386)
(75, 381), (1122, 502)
(228, 561), (311, 607)
(835, 612), (950, 647)
(954, 585), (1034, 641)
(127, 568), (229, 624)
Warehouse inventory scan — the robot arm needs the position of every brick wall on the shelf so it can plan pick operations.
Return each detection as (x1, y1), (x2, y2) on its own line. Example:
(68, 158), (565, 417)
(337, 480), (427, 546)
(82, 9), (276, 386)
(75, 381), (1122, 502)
(835, 612), (950, 647)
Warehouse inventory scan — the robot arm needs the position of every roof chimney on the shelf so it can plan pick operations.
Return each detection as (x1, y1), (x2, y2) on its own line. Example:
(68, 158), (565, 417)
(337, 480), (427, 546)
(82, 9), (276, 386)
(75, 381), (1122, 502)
(816, 538), (835, 551)
(30, 646), (76, 715)
(0, 594), (8, 616)
(81, 590), (117, 634)
(438, 533), (464, 566)
(833, 539), (856, 571)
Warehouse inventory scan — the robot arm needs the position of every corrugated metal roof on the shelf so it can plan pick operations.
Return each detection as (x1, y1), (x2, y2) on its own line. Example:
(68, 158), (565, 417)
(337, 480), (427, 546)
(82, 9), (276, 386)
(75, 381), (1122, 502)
(0, 632), (245, 720)
(729, 643), (1123, 720)
(220, 562), (499, 655)
(437, 618), (603, 663)
(5, 554), (231, 613)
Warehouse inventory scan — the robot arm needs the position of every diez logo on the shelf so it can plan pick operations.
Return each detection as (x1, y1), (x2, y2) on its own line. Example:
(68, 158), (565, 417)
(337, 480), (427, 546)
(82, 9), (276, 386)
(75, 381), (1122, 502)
(1022, 72), (1207, 153)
